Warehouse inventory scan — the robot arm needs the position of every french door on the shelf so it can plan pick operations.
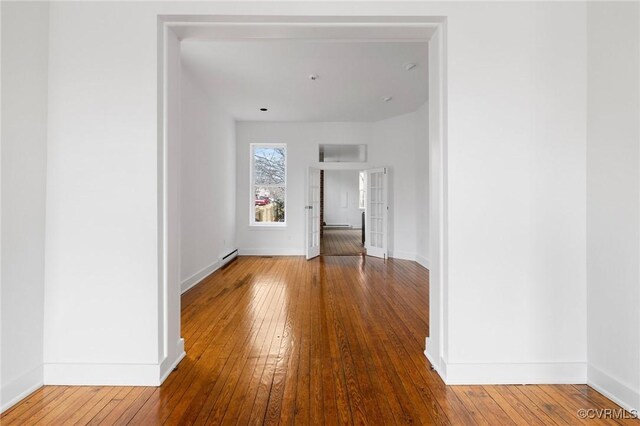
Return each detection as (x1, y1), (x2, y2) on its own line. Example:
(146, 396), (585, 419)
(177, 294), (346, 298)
(305, 167), (321, 260)
(364, 168), (388, 259)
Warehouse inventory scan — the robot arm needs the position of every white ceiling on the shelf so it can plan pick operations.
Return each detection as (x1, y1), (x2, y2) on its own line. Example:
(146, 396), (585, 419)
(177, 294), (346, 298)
(180, 40), (428, 122)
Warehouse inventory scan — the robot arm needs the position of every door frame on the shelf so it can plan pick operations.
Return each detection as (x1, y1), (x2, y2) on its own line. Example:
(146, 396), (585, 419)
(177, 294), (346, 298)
(310, 165), (367, 258)
(158, 15), (448, 382)
(314, 166), (388, 259)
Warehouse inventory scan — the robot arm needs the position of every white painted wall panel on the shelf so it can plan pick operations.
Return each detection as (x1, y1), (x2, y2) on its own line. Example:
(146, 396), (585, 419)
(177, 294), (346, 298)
(324, 170), (362, 228)
(180, 65), (236, 292)
(587, 2), (640, 412)
(1, 1), (49, 411)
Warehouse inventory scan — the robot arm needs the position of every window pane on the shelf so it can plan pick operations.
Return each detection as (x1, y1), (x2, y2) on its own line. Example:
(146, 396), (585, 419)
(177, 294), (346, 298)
(254, 186), (285, 223)
(253, 147), (285, 185)
(359, 171), (366, 209)
(252, 145), (286, 224)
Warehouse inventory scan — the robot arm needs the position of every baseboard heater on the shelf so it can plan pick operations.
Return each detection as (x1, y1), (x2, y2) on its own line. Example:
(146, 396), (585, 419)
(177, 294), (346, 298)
(325, 224), (351, 228)
(221, 249), (238, 268)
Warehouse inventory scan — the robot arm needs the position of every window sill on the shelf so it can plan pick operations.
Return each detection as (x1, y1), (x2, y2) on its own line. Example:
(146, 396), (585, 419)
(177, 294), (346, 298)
(249, 223), (288, 230)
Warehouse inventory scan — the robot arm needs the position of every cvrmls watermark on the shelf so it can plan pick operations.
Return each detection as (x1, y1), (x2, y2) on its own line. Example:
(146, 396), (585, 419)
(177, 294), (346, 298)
(576, 408), (638, 420)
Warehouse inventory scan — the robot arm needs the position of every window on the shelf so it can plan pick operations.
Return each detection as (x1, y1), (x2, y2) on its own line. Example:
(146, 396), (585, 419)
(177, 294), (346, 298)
(251, 144), (286, 225)
(359, 171), (366, 209)
(319, 144), (367, 162)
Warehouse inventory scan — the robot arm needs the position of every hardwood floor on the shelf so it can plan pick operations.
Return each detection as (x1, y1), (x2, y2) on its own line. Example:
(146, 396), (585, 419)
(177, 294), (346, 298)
(2, 256), (636, 425)
(321, 228), (365, 256)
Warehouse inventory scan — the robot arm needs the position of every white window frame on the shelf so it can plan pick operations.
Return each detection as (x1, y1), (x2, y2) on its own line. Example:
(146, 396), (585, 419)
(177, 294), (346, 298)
(250, 143), (287, 227)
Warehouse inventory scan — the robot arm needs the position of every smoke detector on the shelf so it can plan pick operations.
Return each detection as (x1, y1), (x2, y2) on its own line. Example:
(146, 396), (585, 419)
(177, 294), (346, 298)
(403, 63), (417, 71)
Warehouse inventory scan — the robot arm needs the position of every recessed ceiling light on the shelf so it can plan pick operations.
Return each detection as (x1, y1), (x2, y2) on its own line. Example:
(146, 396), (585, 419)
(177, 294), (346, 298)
(260, 108), (268, 112)
(308, 74), (319, 81)
(404, 63), (417, 71)
(382, 96), (393, 102)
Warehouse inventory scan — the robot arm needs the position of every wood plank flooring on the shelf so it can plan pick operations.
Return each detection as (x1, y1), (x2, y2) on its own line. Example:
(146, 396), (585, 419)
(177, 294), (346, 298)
(2, 256), (637, 425)
(321, 228), (365, 256)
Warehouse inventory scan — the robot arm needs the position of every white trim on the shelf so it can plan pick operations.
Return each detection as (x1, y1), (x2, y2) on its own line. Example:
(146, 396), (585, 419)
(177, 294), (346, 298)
(43, 342), (187, 387)
(442, 361), (587, 385)
(416, 254), (430, 269)
(181, 260), (221, 294)
(588, 364), (639, 413)
(236, 249), (429, 263)
(160, 16), (447, 395)
(236, 249), (426, 260)
(388, 251), (417, 261)
(246, 225), (288, 231)
(249, 222), (287, 228)
(181, 251), (238, 294)
(44, 363), (162, 386)
(238, 248), (304, 256)
(427, 21), (447, 388)
(159, 338), (186, 385)
(388, 251), (429, 269)
(424, 337), (444, 379)
(0, 366), (44, 413)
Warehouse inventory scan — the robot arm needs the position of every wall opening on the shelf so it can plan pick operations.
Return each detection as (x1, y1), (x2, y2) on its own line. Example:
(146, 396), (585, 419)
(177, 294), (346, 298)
(159, 15), (447, 383)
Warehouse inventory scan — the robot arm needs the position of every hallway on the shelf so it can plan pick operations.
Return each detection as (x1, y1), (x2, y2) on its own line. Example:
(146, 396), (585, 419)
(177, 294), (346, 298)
(2, 256), (632, 425)
(320, 228), (365, 256)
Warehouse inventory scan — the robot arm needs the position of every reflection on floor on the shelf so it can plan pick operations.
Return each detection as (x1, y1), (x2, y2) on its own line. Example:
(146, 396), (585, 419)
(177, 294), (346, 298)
(321, 228), (365, 256)
(2, 256), (630, 424)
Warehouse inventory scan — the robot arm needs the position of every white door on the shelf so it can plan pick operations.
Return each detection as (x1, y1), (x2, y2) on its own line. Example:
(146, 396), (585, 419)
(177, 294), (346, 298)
(305, 167), (321, 260)
(365, 167), (388, 259)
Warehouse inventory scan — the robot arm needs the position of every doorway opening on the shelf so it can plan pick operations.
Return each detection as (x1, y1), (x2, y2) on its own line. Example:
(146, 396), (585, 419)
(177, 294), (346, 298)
(320, 169), (366, 256)
(308, 166), (389, 260)
(159, 16), (447, 382)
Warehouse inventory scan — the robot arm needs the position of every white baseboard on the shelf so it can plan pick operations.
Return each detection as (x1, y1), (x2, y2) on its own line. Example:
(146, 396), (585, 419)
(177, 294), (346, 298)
(388, 251), (417, 261)
(424, 337), (444, 379)
(181, 260), (221, 294)
(238, 248), (304, 256)
(43, 338), (187, 388)
(415, 254), (430, 269)
(44, 363), (162, 386)
(588, 364), (639, 413)
(159, 338), (186, 385)
(1, 365), (43, 413)
(443, 361), (587, 385)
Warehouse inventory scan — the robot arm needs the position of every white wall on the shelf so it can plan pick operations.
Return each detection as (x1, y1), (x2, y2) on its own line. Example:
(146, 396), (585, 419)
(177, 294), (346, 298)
(32, 1), (629, 398)
(586, 2), (640, 412)
(1, 1), (49, 411)
(180, 64), (237, 293)
(372, 108), (427, 261)
(324, 170), (362, 228)
(414, 103), (429, 267)
(236, 121), (372, 255)
(439, 2), (588, 384)
(162, 27), (184, 382)
(235, 113), (426, 258)
(42, 2), (162, 383)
